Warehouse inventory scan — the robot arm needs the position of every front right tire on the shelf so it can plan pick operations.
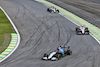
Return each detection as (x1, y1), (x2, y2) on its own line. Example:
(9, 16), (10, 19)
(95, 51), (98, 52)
(47, 8), (49, 11)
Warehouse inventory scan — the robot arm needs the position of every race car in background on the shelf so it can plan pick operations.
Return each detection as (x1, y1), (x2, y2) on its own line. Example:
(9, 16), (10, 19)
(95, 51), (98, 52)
(76, 25), (89, 35)
(42, 46), (72, 61)
(47, 6), (59, 13)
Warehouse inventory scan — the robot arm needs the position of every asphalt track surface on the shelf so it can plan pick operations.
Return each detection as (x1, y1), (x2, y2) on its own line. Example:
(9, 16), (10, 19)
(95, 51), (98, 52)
(0, 0), (100, 67)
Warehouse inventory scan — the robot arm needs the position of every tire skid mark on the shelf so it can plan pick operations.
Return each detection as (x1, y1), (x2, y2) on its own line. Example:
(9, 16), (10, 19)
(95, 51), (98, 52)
(62, 25), (72, 46)
(1, 0), (100, 67)
(56, 21), (61, 42)
(6, 0), (26, 18)
(34, 1), (100, 67)
(23, 15), (57, 47)
(21, 21), (57, 59)
(12, 0), (27, 17)
(4, 0), (20, 19)
(2, 16), (59, 65)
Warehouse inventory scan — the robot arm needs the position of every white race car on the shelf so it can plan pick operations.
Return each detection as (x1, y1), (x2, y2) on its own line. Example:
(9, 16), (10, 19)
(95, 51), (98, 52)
(47, 6), (59, 13)
(42, 46), (72, 61)
(76, 25), (89, 35)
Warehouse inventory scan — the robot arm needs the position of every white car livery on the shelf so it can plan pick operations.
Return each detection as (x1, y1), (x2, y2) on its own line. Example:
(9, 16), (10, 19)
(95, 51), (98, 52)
(76, 25), (89, 35)
(47, 6), (59, 13)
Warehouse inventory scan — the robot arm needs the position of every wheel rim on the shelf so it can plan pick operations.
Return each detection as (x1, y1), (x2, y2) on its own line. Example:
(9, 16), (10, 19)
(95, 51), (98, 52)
(58, 54), (61, 60)
(69, 50), (72, 55)
(44, 53), (48, 57)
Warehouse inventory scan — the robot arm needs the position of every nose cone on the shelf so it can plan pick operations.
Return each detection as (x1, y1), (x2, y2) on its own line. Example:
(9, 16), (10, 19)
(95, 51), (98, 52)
(80, 27), (85, 34)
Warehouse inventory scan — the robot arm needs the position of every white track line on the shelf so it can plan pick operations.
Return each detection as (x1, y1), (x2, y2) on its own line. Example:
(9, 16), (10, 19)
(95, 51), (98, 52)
(59, 13), (100, 44)
(0, 6), (21, 63)
(36, 0), (100, 44)
(35, 0), (100, 44)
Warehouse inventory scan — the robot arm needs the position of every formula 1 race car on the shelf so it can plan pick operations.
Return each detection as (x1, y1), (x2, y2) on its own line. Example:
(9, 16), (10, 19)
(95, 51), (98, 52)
(76, 25), (89, 35)
(42, 46), (72, 61)
(47, 6), (59, 13)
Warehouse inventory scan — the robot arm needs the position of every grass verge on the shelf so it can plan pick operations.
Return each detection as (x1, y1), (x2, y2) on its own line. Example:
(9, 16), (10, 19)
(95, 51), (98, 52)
(0, 9), (13, 53)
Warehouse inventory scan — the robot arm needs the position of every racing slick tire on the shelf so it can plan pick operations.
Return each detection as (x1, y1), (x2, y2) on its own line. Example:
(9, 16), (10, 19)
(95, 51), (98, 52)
(85, 31), (89, 35)
(47, 8), (49, 11)
(76, 27), (79, 31)
(55, 54), (61, 60)
(43, 53), (48, 57)
(85, 27), (88, 31)
(42, 53), (48, 60)
(77, 31), (82, 35)
(87, 31), (89, 35)
(56, 10), (59, 13)
(67, 50), (72, 55)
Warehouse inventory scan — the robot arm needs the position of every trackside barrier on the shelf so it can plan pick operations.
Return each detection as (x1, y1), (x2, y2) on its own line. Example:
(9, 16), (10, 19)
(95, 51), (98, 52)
(0, 33), (17, 60)
(36, 0), (100, 44)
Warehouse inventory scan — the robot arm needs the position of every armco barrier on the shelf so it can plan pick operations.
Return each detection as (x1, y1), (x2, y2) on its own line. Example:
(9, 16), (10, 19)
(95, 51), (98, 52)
(0, 33), (17, 60)
(36, 0), (100, 43)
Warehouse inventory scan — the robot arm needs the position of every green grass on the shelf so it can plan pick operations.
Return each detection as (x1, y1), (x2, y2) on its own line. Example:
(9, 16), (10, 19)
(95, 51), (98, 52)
(0, 9), (13, 53)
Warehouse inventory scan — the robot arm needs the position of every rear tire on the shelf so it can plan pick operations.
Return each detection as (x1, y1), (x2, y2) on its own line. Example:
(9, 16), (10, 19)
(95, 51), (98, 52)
(69, 50), (72, 55)
(76, 27), (79, 31)
(85, 31), (89, 35)
(47, 8), (49, 11)
(67, 50), (72, 55)
(56, 54), (61, 60)
(44, 53), (48, 57)
(56, 10), (59, 13)
(77, 31), (82, 35)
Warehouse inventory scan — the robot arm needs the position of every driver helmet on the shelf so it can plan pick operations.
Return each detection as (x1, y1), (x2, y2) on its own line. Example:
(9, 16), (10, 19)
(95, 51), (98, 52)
(56, 48), (59, 52)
